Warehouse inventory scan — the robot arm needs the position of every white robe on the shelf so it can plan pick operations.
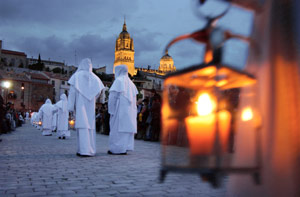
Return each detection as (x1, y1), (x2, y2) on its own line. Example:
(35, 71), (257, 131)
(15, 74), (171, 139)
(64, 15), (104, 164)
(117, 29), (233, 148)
(54, 95), (70, 138)
(52, 112), (57, 131)
(39, 99), (54, 136)
(108, 65), (138, 154)
(25, 112), (29, 122)
(68, 58), (104, 156)
(68, 86), (100, 155)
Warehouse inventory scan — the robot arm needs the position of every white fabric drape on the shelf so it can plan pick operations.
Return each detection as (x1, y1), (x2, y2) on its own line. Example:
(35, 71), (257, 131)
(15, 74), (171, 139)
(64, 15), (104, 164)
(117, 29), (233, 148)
(54, 94), (70, 137)
(68, 58), (103, 101)
(68, 58), (104, 156)
(38, 99), (54, 134)
(108, 65), (138, 154)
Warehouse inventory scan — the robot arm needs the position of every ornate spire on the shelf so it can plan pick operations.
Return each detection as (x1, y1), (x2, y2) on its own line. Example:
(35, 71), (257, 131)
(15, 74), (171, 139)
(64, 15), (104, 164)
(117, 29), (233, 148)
(123, 16), (127, 32)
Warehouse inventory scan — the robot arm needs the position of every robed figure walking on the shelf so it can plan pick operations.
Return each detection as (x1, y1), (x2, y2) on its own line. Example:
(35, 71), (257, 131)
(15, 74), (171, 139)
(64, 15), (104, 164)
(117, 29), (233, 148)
(54, 94), (69, 139)
(68, 58), (104, 157)
(39, 99), (55, 136)
(108, 65), (138, 155)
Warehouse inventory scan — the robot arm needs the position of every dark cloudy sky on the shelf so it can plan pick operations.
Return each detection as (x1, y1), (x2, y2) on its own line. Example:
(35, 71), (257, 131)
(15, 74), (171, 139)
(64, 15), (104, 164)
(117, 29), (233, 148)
(0, 0), (254, 71)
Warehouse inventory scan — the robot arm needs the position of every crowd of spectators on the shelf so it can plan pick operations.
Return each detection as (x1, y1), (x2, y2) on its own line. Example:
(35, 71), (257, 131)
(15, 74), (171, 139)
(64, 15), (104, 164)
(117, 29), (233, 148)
(0, 96), (26, 138)
(136, 89), (161, 142)
(95, 89), (162, 142)
(95, 103), (110, 135)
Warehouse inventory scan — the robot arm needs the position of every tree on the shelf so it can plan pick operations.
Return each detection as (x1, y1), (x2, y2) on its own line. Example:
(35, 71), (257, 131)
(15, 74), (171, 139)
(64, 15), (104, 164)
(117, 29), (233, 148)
(45, 67), (50, 72)
(38, 54), (42, 64)
(52, 67), (61, 73)
(28, 54), (45, 71)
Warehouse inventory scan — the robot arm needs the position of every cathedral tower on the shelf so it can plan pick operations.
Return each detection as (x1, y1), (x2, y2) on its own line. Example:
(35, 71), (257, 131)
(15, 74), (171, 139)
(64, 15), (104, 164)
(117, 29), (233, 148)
(113, 20), (135, 76)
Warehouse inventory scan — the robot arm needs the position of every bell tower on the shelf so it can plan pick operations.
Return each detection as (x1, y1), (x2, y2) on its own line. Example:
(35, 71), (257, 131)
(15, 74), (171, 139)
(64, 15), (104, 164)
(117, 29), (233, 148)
(113, 19), (135, 76)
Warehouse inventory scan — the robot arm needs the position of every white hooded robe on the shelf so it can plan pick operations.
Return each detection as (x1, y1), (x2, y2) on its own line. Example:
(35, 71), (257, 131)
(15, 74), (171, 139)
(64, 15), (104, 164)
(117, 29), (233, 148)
(54, 94), (70, 138)
(39, 99), (54, 136)
(68, 58), (104, 156)
(108, 65), (138, 154)
(52, 111), (57, 131)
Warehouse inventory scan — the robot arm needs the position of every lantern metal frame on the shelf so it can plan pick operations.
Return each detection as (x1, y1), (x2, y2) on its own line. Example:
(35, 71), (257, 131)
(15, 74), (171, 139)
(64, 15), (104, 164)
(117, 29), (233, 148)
(159, 0), (263, 188)
(160, 59), (261, 187)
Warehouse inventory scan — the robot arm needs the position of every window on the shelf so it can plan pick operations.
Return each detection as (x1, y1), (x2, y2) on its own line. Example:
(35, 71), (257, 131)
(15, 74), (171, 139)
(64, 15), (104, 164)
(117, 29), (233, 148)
(62, 81), (65, 85)
(52, 80), (55, 85)
(8, 91), (17, 99)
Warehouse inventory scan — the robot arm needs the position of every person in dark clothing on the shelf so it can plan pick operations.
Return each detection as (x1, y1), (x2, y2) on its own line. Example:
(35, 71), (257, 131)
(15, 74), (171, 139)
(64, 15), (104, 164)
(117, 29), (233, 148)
(0, 91), (4, 137)
(137, 98), (149, 139)
(103, 104), (110, 135)
(150, 95), (161, 141)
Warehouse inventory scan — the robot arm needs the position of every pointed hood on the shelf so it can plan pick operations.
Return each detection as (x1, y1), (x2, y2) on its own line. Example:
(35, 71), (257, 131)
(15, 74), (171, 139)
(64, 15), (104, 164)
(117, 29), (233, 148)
(68, 58), (104, 101)
(55, 94), (68, 112)
(109, 65), (138, 103)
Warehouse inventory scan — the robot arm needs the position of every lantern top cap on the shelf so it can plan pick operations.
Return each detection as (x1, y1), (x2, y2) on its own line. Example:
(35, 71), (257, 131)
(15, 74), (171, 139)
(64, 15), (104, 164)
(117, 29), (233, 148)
(164, 64), (256, 90)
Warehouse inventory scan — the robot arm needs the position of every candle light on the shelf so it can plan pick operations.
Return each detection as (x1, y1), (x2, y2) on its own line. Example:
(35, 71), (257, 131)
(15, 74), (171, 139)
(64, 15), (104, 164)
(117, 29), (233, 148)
(241, 106), (261, 129)
(218, 110), (231, 152)
(69, 119), (75, 129)
(185, 93), (231, 155)
(185, 93), (216, 155)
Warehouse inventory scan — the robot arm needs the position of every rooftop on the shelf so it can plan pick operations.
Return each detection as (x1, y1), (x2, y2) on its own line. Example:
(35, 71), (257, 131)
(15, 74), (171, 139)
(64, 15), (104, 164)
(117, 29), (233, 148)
(1, 49), (27, 57)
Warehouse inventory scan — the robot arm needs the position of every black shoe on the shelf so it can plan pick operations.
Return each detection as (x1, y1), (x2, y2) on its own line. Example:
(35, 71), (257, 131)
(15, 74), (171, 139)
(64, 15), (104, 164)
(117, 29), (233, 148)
(107, 150), (127, 155)
(62, 136), (66, 139)
(58, 137), (61, 139)
(76, 153), (92, 157)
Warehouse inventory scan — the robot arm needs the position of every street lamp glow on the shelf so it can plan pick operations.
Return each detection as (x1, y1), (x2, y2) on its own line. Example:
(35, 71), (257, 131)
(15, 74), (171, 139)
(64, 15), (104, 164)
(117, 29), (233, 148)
(3, 81), (11, 89)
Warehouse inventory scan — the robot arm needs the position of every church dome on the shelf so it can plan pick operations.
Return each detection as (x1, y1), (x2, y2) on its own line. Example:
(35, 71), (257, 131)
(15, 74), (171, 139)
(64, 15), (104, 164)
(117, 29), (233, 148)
(160, 50), (173, 61)
(161, 52), (173, 60)
(159, 50), (176, 73)
(119, 22), (130, 39)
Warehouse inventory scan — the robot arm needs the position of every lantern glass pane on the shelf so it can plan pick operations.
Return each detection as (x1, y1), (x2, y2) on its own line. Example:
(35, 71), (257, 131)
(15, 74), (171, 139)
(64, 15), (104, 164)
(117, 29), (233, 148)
(161, 65), (256, 169)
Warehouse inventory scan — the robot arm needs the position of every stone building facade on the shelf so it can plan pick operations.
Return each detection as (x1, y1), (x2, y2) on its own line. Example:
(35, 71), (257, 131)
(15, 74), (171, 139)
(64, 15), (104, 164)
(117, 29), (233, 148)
(42, 72), (70, 103)
(0, 70), (53, 112)
(0, 40), (27, 68)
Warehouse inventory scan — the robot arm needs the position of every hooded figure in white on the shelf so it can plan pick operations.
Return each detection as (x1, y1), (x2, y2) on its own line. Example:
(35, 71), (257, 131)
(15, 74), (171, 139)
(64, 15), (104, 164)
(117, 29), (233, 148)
(30, 112), (35, 125)
(108, 64), (138, 154)
(54, 94), (69, 139)
(68, 58), (104, 156)
(39, 99), (55, 136)
(25, 112), (29, 122)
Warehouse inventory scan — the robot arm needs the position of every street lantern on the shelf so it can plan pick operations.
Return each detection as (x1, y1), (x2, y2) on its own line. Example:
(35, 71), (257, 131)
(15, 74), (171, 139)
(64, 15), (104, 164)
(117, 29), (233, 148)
(160, 63), (260, 187)
(160, 0), (263, 187)
(2, 81), (11, 104)
(69, 119), (75, 129)
(3, 81), (11, 89)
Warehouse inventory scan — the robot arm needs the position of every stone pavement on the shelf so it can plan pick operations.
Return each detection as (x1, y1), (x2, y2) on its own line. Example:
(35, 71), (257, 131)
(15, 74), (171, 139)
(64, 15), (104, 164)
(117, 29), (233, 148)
(0, 123), (227, 197)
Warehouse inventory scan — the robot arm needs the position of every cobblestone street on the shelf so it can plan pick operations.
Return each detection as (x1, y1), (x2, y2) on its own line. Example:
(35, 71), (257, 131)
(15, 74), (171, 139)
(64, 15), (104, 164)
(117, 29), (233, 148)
(0, 123), (226, 197)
